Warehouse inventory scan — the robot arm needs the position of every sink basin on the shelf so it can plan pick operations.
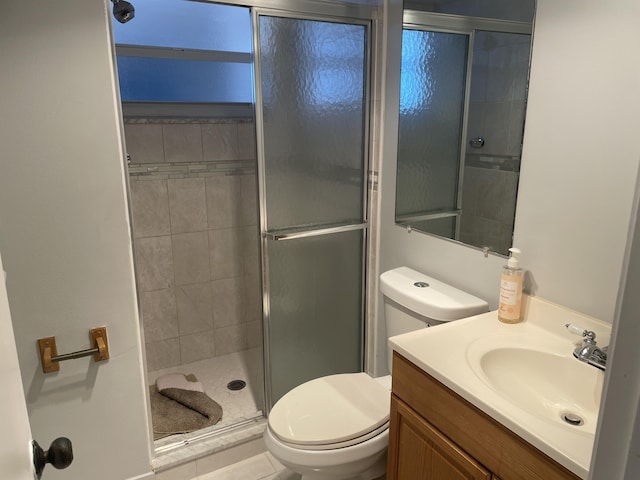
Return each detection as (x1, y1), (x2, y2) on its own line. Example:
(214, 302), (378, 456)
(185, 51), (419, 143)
(467, 339), (604, 435)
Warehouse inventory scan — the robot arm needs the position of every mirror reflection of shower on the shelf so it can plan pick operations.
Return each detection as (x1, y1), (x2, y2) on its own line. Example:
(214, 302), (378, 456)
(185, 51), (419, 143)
(396, 1), (535, 256)
(112, 0), (264, 453)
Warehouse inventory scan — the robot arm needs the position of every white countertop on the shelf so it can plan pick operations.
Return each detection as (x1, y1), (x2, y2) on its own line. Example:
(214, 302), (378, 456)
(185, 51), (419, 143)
(388, 295), (611, 479)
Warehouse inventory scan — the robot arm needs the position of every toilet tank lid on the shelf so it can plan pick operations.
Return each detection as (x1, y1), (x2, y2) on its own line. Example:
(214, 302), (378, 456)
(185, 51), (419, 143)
(380, 267), (489, 321)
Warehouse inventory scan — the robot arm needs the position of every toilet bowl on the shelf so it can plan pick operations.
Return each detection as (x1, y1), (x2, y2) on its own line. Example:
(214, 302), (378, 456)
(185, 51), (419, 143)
(264, 267), (489, 480)
(264, 373), (390, 480)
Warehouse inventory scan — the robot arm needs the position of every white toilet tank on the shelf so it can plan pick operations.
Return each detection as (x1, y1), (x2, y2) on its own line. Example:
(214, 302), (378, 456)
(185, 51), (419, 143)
(380, 267), (489, 371)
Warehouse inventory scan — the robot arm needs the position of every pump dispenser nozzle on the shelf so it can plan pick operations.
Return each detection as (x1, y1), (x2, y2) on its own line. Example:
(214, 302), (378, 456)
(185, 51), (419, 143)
(507, 247), (521, 268)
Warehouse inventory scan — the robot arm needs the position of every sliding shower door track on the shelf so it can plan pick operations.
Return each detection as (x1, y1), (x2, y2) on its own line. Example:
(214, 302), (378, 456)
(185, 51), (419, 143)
(154, 413), (265, 456)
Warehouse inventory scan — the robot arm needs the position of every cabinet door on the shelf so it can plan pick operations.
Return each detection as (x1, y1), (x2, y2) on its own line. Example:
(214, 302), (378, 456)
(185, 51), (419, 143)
(388, 396), (491, 480)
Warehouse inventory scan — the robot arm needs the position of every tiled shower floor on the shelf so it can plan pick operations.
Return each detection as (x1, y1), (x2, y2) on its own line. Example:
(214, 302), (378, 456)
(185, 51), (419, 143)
(148, 347), (265, 449)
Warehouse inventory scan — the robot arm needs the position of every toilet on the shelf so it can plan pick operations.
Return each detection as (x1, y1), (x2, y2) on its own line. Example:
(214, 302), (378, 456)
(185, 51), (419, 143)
(264, 266), (489, 480)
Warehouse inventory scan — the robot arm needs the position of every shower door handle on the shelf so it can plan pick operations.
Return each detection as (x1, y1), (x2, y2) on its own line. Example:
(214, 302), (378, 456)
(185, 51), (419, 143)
(263, 222), (367, 241)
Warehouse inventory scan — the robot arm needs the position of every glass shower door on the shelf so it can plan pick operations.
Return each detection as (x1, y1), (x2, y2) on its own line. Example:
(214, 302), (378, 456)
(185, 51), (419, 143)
(254, 12), (369, 406)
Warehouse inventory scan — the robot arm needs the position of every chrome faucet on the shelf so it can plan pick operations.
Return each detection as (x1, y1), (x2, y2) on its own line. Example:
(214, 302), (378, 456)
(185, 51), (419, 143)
(565, 324), (607, 370)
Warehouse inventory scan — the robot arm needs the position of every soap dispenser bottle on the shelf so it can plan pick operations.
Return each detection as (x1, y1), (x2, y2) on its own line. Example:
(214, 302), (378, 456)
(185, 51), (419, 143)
(498, 247), (524, 323)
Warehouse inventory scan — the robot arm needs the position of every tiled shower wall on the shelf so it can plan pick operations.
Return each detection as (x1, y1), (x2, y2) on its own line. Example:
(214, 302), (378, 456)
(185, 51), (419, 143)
(124, 119), (262, 372)
(459, 166), (519, 255)
(460, 32), (530, 255)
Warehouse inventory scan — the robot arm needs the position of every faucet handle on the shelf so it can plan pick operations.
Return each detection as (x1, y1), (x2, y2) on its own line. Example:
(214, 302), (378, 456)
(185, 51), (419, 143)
(565, 323), (597, 343)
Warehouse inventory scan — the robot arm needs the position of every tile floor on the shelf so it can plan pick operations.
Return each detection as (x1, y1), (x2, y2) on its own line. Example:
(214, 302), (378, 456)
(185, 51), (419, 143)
(198, 452), (300, 480)
(195, 452), (387, 480)
(149, 347), (264, 448)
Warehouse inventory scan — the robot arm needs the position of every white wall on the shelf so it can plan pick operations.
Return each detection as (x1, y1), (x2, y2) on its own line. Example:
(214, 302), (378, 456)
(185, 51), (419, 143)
(376, 0), (640, 374)
(514, 0), (640, 324)
(0, 1), (152, 479)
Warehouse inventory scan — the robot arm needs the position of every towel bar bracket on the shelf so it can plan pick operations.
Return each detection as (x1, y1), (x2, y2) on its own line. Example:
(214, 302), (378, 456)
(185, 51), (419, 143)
(38, 327), (109, 374)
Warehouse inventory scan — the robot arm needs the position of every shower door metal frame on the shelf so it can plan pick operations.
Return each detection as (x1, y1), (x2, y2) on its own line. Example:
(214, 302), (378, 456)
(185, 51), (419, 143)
(399, 11), (532, 239)
(251, 6), (373, 411)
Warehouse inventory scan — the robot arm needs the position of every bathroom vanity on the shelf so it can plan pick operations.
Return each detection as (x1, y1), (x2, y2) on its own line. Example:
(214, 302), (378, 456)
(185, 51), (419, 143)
(388, 352), (580, 480)
(387, 296), (610, 480)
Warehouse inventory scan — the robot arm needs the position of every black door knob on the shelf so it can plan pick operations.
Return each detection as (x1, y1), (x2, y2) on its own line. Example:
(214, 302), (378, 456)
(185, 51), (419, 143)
(33, 437), (73, 479)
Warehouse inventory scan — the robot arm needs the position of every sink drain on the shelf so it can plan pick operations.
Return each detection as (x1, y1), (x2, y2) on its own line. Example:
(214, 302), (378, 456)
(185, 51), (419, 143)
(227, 379), (247, 391)
(561, 412), (584, 426)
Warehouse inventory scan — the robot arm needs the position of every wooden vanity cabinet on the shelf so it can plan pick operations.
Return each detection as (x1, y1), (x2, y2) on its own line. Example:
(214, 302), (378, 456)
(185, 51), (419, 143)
(387, 352), (582, 480)
(390, 395), (491, 479)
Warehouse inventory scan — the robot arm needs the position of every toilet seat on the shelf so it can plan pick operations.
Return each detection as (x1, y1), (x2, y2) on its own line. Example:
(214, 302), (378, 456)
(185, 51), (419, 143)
(268, 420), (389, 451)
(268, 373), (390, 451)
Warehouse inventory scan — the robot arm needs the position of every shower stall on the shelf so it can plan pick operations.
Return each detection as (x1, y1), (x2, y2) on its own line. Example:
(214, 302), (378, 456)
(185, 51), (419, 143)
(113, 0), (372, 454)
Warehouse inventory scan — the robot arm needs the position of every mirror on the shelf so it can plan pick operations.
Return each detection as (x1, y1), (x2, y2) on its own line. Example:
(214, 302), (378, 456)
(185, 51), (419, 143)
(396, 1), (535, 256)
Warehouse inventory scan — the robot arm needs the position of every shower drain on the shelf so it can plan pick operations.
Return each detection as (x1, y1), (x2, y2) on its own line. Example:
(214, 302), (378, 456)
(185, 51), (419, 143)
(561, 412), (584, 426)
(227, 379), (247, 391)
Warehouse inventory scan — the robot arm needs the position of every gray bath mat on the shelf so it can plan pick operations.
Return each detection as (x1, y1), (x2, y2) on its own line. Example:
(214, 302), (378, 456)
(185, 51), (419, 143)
(150, 374), (223, 440)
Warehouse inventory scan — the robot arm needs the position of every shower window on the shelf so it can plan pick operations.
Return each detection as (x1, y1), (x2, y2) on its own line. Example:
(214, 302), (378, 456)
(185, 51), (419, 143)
(112, 0), (252, 104)
(116, 57), (252, 103)
(111, 0), (251, 51)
